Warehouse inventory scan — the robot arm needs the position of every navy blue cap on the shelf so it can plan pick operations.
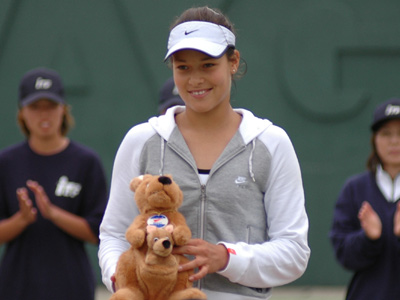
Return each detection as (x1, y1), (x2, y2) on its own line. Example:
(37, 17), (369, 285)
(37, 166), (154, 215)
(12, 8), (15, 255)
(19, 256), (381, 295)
(371, 98), (400, 131)
(19, 67), (64, 107)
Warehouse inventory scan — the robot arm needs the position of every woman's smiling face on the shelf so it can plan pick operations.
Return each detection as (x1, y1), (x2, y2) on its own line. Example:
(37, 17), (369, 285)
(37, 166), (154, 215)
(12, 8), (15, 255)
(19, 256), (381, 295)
(172, 49), (239, 114)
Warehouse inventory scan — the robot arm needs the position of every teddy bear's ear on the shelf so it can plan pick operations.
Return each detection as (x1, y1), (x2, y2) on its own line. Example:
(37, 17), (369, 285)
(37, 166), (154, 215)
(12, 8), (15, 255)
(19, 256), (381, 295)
(147, 225), (157, 233)
(165, 224), (174, 233)
(130, 175), (144, 192)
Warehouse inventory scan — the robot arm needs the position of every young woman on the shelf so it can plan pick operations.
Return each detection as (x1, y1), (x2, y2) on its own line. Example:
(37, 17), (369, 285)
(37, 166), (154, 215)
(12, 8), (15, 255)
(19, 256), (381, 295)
(0, 67), (108, 300)
(99, 7), (310, 300)
(330, 98), (400, 299)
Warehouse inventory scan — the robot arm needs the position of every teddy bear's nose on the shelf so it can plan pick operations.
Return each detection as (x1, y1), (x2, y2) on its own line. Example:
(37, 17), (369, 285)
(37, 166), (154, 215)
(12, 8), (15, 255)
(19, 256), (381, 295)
(162, 240), (171, 249)
(158, 176), (172, 185)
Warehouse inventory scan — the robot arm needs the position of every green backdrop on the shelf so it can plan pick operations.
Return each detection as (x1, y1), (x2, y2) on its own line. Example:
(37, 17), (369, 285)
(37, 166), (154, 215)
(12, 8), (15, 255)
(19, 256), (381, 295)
(1, 0), (400, 287)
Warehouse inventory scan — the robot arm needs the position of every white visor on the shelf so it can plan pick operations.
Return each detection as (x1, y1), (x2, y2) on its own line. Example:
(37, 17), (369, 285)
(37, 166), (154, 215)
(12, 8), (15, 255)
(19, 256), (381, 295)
(164, 21), (236, 61)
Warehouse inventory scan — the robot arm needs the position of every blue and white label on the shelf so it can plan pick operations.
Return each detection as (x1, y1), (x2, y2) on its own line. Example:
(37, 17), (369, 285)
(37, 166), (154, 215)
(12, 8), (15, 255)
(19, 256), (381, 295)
(147, 214), (169, 228)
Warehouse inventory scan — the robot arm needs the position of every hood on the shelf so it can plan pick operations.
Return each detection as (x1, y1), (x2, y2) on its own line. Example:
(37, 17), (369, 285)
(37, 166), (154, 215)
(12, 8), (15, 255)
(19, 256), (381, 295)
(148, 106), (272, 145)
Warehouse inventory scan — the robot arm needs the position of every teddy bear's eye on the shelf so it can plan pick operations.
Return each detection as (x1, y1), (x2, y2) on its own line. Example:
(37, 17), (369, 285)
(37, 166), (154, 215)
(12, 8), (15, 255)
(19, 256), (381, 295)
(154, 238), (159, 242)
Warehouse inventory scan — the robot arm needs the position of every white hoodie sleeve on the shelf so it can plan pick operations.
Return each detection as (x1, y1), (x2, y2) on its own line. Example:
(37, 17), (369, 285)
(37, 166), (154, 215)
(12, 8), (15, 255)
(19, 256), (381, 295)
(218, 125), (310, 287)
(98, 123), (154, 292)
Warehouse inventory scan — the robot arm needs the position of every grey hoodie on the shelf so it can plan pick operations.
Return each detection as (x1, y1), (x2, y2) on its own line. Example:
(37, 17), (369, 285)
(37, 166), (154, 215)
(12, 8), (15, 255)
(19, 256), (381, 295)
(99, 106), (310, 299)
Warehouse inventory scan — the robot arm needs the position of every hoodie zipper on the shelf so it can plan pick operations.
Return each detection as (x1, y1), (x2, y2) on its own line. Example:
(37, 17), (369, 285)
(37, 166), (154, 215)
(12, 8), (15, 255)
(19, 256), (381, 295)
(200, 184), (206, 240)
(197, 183), (207, 290)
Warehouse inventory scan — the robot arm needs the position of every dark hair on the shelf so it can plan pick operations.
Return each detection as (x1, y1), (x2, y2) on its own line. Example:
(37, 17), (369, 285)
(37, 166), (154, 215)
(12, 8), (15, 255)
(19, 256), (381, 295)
(17, 104), (75, 137)
(366, 133), (381, 173)
(169, 6), (246, 79)
(170, 6), (236, 34)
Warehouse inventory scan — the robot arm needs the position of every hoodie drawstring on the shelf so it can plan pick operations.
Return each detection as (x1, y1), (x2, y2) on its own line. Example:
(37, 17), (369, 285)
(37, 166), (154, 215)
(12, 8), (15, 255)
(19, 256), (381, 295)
(249, 139), (256, 182)
(159, 136), (165, 175)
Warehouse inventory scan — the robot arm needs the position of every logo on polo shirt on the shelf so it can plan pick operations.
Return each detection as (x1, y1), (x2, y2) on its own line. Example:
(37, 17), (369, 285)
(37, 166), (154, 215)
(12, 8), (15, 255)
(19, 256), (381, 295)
(55, 176), (82, 198)
(385, 104), (400, 116)
(35, 77), (52, 90)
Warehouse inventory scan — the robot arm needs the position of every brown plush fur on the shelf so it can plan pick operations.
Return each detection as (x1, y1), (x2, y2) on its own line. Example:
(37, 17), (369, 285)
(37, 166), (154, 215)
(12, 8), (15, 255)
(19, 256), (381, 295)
(125, 174), (192, 248)
(111, 174), (207, 300)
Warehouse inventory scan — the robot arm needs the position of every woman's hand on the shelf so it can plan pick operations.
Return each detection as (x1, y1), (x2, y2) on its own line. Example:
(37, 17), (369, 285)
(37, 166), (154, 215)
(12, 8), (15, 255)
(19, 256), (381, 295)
(26, 180), (55, 220)
(394, 201), (400, 237)
(16, 187), (37, 225)
(0, 187), (36, 243)
(172, 238), (229, 281)
(358, 201), (382, 240)
(24, 180), (98, 243)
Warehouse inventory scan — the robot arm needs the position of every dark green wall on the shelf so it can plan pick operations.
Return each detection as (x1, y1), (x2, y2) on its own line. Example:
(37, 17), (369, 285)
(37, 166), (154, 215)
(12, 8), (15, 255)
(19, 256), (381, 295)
(1, 0), (400, 287)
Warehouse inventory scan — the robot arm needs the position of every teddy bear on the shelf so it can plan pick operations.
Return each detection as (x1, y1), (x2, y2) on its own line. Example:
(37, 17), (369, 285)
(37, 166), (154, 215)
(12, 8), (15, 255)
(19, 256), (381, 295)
(126, 174), (192, 249)
(110, 225), (206, 300)
(110, 174), (207, 300)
